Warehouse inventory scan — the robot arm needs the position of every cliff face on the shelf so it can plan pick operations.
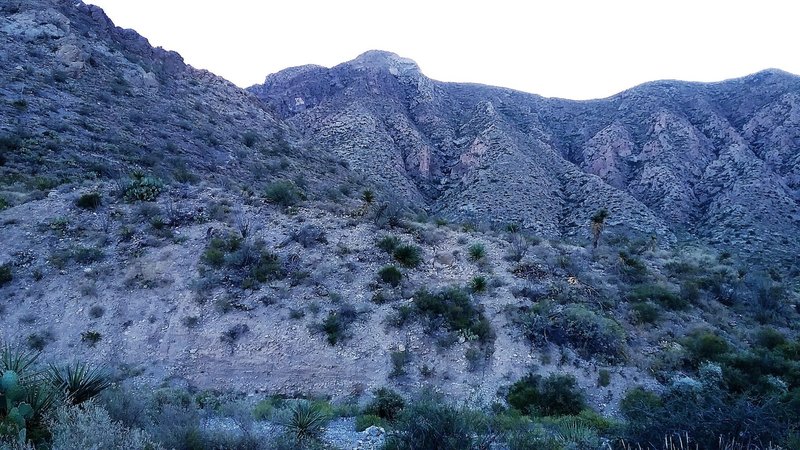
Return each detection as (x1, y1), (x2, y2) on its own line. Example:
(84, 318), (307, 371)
(251, 53), (800, 270)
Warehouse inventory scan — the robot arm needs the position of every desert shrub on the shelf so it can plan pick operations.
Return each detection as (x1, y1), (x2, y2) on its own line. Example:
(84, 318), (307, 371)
(373, 200), (405, 229)
(88, 305), (105, 319)
(75, 192), (102, 210)
(507, 373), (586, 416)
(628, 283), (687, 310)
(389, 349), (410, 377)
(683, 329), (729, 363)
(378, 266), (402, 287)
(384, 393), (495, 450)
(470, 276), (487, 293)
(377, 235), (401, 254)
(354, 414), (384, 432)
(387, 304), (414, 328)
(519, 304), (625, 362)
(201, 235), (284, 288)
(81, 331), (102, 346)
(253, 398), (278, 421)
(393, 244), (422, 268)
(0, 265), (11, 287)
(242, 131), (259, 148)
(754, 327), (787, 350)
(414, 287), (494, 343)
(620, 371), (794, 449)
(597, 369), (611, 387)
(73, 247), (104, 264)
(318, 304), (358, 345)
(264, 180), (303, 207)
(220, 324), (249, 345)
(618, 251), (647, 281)
(468, 243), (486, 261)
(123, 172), (164, 202)
(630, 301), (660, 324)
(364, 388), (405, 421)
(49, 402), (163, 450)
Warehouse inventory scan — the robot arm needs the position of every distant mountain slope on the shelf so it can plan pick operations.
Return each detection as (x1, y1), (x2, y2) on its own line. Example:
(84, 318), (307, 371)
(251, 51), (800, 270)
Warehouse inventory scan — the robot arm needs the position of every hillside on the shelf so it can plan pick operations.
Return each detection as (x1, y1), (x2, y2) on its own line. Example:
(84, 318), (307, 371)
(0, 2), (799, 450)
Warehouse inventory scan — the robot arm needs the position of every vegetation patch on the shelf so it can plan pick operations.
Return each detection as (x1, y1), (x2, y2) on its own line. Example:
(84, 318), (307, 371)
(414, 287), (494, 344)
(515, 303), (626, 362)
(264, 180), (304, 207)
(507, 373), (587, 416)
(123, 172), (164, 202)
(200, 234), (284, 289)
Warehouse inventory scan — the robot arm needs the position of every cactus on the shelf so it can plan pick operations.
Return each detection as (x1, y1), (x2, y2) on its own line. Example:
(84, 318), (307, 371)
(7, 403), (33, 429)
(1, 370), (25, 413)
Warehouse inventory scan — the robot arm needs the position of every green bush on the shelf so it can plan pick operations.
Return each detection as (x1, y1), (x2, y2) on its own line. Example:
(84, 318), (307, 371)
(618, 251), (647, 281)
(628, 283), (687, 310)
(597, 369), (611, 387)
(467, 243), (486, 261)
(73, 247), (104, 264)
(377, 235), (401, 254)
(384, 393), (493, 450)
(521, 304), (625, 362)
(123, 173), (164, 202)
(389, 349), (411, 378)
(755, 327), (787, 350)
(630, 301), (661, 324)
(0, 264), (11, 287)
(378, 266), (402, 287)
(620, 374), (794, 448)
(364, 388), (405, 421)
(49, 402), (163, 450)
(470, 276), (487, 293)
(75, 192), (102, 210)
(683, 330), (729, 363)
(393, 244), (422, 268)
(318, 304), (358, 345)
(354, 414), (385, 432)
(414, 287), (494, 343)
(264, 180), (303, 207)
(200, 236), (284, 288)
(506, 373), (586, 416)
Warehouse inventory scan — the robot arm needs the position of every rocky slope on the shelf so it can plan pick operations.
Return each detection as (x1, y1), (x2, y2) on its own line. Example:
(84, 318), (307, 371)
(251, 51), (800, 272)
(0, 0), (798, 431)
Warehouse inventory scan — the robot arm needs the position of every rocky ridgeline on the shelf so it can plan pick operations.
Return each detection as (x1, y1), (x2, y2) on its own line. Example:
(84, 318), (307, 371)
(251, 52), (800, 272)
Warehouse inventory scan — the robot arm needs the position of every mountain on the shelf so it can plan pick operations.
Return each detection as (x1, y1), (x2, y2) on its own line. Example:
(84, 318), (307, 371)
(1, 3), (799, 449)
(251, 50), (800, 272)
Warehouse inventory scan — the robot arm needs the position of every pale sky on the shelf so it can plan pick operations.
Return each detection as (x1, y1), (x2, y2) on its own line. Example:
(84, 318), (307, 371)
(84, 0), (799, 100)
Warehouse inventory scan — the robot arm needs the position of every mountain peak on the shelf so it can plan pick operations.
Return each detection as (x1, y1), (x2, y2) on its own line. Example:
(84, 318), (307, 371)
(344, 50), (421, 77)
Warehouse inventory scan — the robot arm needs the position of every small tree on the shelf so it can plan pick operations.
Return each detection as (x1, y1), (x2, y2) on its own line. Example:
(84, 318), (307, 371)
(590, 209), (608, 249)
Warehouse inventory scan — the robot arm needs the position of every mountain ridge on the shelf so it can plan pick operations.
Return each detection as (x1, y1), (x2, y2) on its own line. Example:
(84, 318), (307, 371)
(250, 51), (800, 272)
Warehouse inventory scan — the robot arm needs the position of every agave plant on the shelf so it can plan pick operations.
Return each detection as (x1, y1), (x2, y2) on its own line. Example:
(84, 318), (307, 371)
(279, 400), (329, 444)
(48, 362), (112, 405)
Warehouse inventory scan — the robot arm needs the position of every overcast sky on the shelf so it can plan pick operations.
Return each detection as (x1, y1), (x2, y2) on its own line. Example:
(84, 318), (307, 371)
(84, 0), (798, 100)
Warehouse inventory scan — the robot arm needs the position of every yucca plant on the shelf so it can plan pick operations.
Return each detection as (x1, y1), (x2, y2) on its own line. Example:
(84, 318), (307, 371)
(279, 400), (329, 444)
(1, 347), (39, 375)
(48, 363), (111, 405)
